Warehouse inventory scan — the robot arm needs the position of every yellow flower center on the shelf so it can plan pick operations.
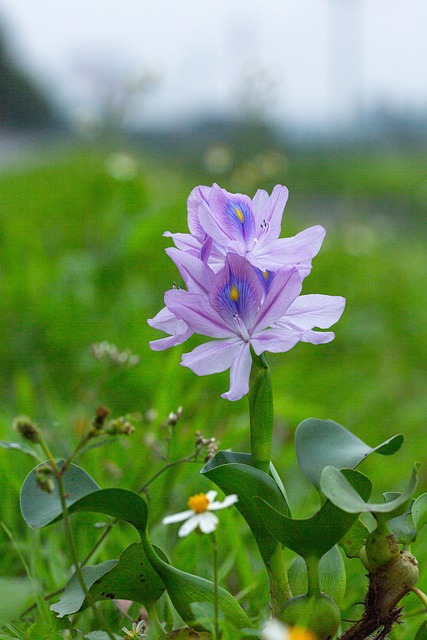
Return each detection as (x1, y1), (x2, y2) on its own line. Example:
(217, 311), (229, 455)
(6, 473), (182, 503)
(230, 284), (239, 301)
(235, 206), (244, 222)
(262, 270), (269, 281)
(290, 628), (317, 640)
(188, 493), (210, 513)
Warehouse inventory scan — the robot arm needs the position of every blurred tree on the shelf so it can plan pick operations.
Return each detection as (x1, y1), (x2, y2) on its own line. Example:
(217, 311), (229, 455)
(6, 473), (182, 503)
(0, 24), (59, 130)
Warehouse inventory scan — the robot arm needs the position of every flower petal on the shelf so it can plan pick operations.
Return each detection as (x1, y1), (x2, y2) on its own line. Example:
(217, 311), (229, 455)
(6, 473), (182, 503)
(181, 338), (243, 376)
(163, 231), (203, 255)
(198, 511), (219, 534)
(166, 248), (215, 294)
(253, 225), (326, 271)
(252, 184), (288, 241)
(206, 490), (218, 502)
(187, 185), (211, 238)
(209, 494), (239, 510)
(221, 342), (252, 401)
(165, 290), (234, 338)
(251, 328), (302, 355)
(283, 294), (346, 329)
(163, 510), (194, 525)
(148, 306), (193, 351)
(209, 253), (263, 330)
(254, 267), (302, 331)
(178, 515), (201, 537)
(198, 183), (254, 252)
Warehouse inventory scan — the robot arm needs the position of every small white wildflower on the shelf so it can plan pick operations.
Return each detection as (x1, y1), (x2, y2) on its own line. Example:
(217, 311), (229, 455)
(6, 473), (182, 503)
(162, 490), (238, 537)
(122, 618), (147, 639)
(263, 619), (317, 640)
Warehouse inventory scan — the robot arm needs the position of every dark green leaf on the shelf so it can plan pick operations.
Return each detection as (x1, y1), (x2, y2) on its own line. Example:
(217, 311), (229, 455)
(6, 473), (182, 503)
(295, 418), (404, 489)
(412, 493), (427, 532)
(51, 543), (165, 617)
(202, 450), (290, 562)
(288, 546), (346, 606)
(320, 464), (418, 518)
(20, 461), (101, 529)
(254, 470), (371, 558)
(385, 495), (416, 545)
(415, 620), (427, 640)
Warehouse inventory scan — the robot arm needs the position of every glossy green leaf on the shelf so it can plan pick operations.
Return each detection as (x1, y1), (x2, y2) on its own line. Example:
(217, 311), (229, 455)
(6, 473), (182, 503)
(202, 450), (290, 562)
(412, 493), (427, 532)
(385, 494), (416, 545)
(35, 486), (252, 632)
(415, 620), (427, 640)
(254, 469), (371, 558)
(20, 461), (101, 529)
(51, 543), (165, 617)
(295, 418), (404, 489)
(339, 518), (370, 558)
(0, 440), (41, 460)
(320, 464), (418, 518)
(288, 546), (346, 607)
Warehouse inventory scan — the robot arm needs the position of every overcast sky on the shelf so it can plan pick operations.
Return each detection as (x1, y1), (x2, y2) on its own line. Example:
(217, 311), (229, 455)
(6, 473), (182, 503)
(1, 0), (427, 129)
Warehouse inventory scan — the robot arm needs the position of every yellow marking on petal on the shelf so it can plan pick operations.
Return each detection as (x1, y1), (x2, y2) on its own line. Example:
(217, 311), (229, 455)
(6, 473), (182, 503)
(290, 628), (318, 640)
(188, 493), (210, 513)
(262, 270), (269, 281)
(229, 284), (239, 301)
(235, 206), (244, 222)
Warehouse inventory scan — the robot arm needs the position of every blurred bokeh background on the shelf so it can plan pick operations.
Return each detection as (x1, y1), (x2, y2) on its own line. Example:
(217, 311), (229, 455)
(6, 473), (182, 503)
(0, 2), (426, 636)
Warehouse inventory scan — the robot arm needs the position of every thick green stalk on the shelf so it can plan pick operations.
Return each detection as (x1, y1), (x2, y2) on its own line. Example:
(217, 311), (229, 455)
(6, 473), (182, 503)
(266, 543), (293, 615)
(248, 351), (273, 474)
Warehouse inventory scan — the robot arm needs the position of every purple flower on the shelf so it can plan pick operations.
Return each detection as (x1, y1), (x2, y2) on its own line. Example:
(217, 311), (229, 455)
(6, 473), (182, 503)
(162, 253), (345, 401)
(165, 183), (326, 277)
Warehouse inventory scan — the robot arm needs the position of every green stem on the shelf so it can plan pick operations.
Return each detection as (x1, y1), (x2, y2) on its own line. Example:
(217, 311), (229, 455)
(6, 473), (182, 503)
(248, 351), (273, 474)
(266, 543), (293, 616)
(305, 556), (321, 597)
(146, 603), (166, 636)
(38, 434), (116, 640)
(212, 532), (219, 640)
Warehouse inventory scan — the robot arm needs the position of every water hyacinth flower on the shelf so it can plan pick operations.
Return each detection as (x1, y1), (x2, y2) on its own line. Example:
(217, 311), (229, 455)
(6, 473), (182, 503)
(165, 183), (326, 277)
(162, 490), (238, 537)
(160, 252), (345, 401)
(263, 619), (317, 640)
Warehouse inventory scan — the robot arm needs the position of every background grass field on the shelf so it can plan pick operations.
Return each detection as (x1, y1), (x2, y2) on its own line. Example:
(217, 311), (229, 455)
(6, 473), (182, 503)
(0, 141), (426, 638)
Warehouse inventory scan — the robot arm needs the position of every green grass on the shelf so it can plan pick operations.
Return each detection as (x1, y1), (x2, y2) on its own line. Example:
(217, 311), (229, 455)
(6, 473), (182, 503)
(0, 144), (426, 638)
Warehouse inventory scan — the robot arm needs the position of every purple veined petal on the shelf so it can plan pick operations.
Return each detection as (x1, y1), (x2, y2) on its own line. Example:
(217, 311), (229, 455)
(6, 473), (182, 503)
(209, 494), (239, 510)
(187, 185), (211, 237)
(250, 327), (303, 355)
(163, 231), (203, 255)
(283, 294), (346, 329)
(209, 253), (263, 333)
(252, 225), (326, 271)
(252, 184), (289, 241)
(198, 511), (219, 534)
(178, 515), (201, 537)
(165, 248), (215, 294)
(254, 267), (303, 332)
(165, 289), (235, 338)
(221, 341), (252, 402)
(198, 183), (255, 253)
(163, 510), (194, 525)
(181, 338), (243, 376)
(148, 306), (193, 351)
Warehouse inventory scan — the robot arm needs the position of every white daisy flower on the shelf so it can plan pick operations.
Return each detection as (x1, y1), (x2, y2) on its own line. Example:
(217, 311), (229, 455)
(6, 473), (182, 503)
(122, 618), (147, 639)
(262, 619), (317, 640)
(162, 490), (238, 537)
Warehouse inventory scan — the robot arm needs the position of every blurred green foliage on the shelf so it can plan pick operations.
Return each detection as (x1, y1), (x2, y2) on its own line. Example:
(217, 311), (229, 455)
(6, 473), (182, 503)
(0, 144), (426, 638)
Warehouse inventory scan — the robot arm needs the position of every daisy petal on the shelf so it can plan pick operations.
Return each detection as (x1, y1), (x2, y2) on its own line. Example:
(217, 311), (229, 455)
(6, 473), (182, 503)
(209, 494), (239, 510)
(178, 515), (201, 537)
(198, 511), (219, 534)
(163, 510), (194, 524)
(206, 490), (218, 502)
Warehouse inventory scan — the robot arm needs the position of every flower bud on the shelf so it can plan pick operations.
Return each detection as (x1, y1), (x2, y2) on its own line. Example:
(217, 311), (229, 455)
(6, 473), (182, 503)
(279, 593), (340, 640)
(13, 415), (40, 443)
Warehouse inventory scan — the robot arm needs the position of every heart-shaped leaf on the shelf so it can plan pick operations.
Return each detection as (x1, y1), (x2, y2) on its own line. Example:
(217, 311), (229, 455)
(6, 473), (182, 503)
(385, 494), (416, 545)
(320, 464), (418, 519)
(51, 543), (165, 617)
(20, 461), (101, 529)
(202, 450), (290, 562)
(27, 484), (252, 632)
(288, 546), (346, 607)
(295, 419), (404, 489)
(412, 493), (427, 533)
(254, 470), (371, 559)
